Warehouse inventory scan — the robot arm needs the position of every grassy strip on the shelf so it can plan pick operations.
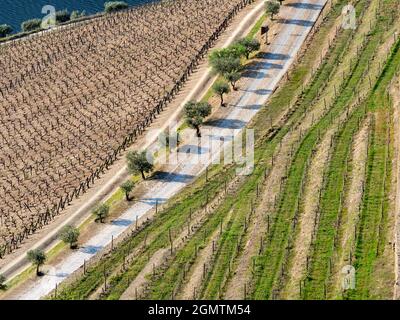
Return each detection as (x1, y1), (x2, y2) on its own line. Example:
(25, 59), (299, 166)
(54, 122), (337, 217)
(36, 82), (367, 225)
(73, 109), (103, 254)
(349, 35), (400, 300)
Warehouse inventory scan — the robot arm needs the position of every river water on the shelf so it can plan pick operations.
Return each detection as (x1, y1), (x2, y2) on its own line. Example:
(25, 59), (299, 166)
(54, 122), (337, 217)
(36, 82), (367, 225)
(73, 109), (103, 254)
(0, 0), (156, 32)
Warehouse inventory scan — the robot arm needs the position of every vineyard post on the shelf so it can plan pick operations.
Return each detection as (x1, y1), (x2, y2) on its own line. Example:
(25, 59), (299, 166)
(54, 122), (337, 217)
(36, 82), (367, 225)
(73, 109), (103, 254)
(169, 228), (173, 254)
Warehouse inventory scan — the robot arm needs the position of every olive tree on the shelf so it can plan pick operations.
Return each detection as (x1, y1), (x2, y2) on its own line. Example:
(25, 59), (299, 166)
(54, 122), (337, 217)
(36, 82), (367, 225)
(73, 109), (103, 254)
(120, 180), (135, 201)
(184, 101), (212, 137)
(265, 0), (281, 20)
(209, 45), (244, 91)
(212, 81), (230, 106)
(59, 225), (80, 249)
(127, 151), (154, 180)
(93, 203), (110, 223)
(236, 38), (261, 59)
(27, 249), (47, 276)
(0, 24), (12, 38)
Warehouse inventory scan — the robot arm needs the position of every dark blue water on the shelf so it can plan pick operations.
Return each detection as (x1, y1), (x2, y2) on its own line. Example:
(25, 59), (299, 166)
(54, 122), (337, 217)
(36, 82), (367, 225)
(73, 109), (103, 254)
(0, 0), (155, 32)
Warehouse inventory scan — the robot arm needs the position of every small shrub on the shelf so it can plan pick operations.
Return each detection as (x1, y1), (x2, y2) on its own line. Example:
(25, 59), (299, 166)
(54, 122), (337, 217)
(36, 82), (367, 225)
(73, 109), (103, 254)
(104, 1), (129, 13)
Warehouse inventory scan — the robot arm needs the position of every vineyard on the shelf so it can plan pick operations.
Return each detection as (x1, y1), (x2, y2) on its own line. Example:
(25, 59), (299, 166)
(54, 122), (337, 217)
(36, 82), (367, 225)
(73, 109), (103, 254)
(0, 0), (255, 258)
(50, 0), (400, 300)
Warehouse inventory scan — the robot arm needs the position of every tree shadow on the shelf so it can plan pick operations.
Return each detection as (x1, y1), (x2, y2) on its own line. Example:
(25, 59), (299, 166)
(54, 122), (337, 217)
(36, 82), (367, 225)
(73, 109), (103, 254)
(153, 171), (195, 183)
(278, 18), (314, 27)
(206, 118), (246, 129)
(285, 2), (324, 10)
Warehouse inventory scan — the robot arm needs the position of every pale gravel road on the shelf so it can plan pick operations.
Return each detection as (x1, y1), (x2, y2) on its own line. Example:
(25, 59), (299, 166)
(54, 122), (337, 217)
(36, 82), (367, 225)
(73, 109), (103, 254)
(14, 0), (327, 300)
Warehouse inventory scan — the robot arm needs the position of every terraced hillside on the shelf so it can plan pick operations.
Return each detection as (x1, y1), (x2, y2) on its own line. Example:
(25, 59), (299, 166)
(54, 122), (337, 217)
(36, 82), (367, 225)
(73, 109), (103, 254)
(0, 0), (254, 258)
(52, 0), (400, 300)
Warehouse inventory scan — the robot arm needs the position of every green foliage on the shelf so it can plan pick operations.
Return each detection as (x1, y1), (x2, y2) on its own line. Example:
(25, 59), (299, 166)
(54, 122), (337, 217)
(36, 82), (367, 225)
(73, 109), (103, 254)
(27, 249), (47, 275)
(104, 1), (129, 13)
(21, 19), (42, 32)
(184, 101), (212, 137)
(93, 203), (110, 223)
(59, 225), (80, 248)
(126, 151), (154, 180)
(70, 10), (86, 20)
(236, 37), (261, 59)
(120, 180), (135, 201)
(212, 81), (231, 106)
(0, 24), (12, 38)
(265, 0), (280, 19)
